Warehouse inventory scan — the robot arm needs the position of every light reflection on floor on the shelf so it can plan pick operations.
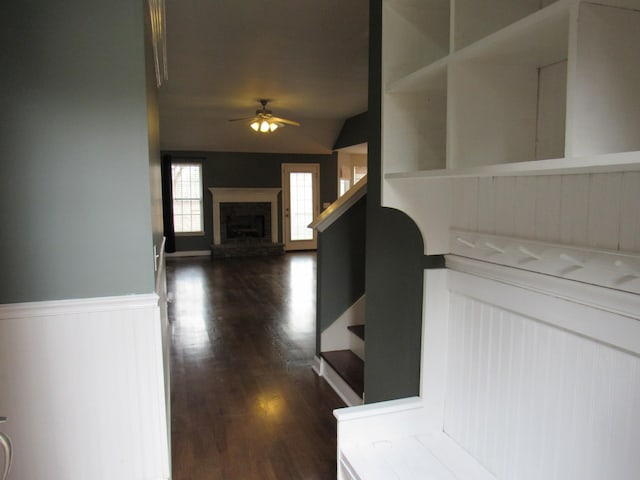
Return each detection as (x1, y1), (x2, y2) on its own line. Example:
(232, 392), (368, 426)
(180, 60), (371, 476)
(286, 253), (316, 334)
(170, 265), (211, 353)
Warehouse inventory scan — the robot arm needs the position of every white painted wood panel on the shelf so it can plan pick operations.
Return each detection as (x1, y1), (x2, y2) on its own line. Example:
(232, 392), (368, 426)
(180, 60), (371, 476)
(445, 287), (640, 480)
(619, 171), (640, 253)
(493, 177), (517, 236)
(534, 175), (562, 241)
(451, 177), (478, 231)
(451, 171), (637, 255)
(513, 176), (537, 238)
(587, 173), (623, 250)
(535, 60), (567, 160)
(0, 295), (169, 480)
(477, 178), (496, 234)
(559, 174), (589, 246)
(383, 177), (451, 254)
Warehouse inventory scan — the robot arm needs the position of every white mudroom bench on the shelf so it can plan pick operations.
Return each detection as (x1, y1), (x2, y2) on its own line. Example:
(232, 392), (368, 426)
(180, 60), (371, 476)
(335, 252), (640, 480)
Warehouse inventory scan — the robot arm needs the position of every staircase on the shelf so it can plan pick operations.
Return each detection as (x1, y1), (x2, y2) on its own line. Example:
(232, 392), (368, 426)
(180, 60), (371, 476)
(321, 324), (365, 401)
(310, 178), (367, 406)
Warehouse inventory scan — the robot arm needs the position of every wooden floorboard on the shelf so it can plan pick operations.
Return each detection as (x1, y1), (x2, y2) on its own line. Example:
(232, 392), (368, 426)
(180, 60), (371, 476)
(168, 252), (345, 480)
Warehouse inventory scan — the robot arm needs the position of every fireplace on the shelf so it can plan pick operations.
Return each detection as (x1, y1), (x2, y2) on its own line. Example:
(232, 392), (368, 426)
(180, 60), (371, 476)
(209, 188), (284, 257)
(220, 202), (270, 243)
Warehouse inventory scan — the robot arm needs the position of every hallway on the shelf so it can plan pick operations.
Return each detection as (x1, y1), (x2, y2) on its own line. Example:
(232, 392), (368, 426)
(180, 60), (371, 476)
(168, 253), (345, 479)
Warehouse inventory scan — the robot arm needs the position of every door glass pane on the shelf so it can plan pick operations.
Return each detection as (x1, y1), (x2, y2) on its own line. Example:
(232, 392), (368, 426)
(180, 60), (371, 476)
(289, 172), (314, 241)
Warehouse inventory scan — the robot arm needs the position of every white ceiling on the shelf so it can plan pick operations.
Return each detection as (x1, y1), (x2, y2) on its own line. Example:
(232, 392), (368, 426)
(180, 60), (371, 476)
(158, 1), (370, 154)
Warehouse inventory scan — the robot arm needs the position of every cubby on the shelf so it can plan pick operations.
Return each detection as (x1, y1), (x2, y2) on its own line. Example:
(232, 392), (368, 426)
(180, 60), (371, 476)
(454, 0), (560, 51)
(566, 2), (640, 157)
(382, 0), (450, 85)
(449, 2), (570, 168)
(383, 67), (448, 173)
(381, 0), (640, 179)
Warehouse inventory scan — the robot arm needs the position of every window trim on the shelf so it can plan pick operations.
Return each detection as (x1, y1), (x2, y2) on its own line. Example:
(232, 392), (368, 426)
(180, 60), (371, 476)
(171, 162), (204, 235)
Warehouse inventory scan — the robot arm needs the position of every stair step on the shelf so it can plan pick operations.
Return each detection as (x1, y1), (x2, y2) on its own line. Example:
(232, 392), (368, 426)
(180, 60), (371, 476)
(321, 350), (364, 397)
(347, 324), (365, 340)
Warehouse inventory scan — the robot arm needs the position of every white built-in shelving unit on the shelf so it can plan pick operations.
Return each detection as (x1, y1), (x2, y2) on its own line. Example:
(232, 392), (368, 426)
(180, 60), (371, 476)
(382, 0), (640, 180)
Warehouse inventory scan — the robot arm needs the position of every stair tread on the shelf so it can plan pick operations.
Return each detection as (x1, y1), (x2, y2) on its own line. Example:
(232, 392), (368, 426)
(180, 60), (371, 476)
(347, 324), (365, 340)
(321, 350), (364, 396)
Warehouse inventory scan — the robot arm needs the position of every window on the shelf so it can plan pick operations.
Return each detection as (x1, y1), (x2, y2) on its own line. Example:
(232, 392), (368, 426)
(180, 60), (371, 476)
(353, 165), (367, 184)
(171, 163), (203, 234)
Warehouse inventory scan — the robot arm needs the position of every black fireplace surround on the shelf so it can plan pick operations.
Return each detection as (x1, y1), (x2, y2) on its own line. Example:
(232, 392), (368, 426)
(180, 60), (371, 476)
(220, 202), (272, 244)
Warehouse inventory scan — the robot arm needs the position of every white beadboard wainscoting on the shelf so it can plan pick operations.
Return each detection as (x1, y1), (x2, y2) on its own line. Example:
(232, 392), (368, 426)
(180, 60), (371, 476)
(0, 294), (170, 480)
(335, 260), (640, 479)
(451, 171), (640, 253)
(445, 263), (640, 480)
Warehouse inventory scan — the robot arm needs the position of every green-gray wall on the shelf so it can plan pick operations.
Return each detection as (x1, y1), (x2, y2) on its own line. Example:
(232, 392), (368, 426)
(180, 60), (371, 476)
(163, 151), (338, 251)
(333, 112), (368, 150)
(364, 0), (426, 402)
(316, 195), (367, 354)
(0, 0), (159, 303)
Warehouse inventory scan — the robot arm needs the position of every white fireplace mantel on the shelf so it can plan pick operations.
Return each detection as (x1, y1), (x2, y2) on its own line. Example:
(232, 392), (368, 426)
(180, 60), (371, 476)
(209, 188), (281, 245)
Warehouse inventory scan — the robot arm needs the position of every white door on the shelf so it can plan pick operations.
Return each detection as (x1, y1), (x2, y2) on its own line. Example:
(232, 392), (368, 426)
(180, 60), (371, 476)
(282, 163), (320, 251)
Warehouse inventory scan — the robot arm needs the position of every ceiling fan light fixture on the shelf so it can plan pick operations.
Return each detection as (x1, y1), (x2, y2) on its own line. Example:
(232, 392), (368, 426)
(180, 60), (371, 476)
(232, 100), (298, 134)
(250, 119), (279, 133)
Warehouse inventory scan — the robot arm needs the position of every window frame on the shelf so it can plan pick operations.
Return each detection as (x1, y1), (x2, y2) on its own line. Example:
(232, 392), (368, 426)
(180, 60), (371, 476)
(171, 162), (204, 236)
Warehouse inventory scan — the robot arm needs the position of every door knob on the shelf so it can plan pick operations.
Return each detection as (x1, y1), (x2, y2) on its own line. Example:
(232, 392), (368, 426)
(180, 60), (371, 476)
(0, 417), (12, 480)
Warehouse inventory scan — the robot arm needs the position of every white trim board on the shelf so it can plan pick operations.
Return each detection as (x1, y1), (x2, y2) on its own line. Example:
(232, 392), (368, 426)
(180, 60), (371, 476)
(0, 293), (159, 319)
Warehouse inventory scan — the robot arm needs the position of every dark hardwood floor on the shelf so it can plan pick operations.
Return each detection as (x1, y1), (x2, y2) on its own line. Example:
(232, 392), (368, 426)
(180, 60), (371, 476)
(167, 252), (345, 480)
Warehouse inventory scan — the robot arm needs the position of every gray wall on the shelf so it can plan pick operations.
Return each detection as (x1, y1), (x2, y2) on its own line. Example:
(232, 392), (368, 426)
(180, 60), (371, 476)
(163, 151), (338, 251)
(363, 0), (426, 403)
(0, 0), (158, 303)
(316, 195), (367, 354)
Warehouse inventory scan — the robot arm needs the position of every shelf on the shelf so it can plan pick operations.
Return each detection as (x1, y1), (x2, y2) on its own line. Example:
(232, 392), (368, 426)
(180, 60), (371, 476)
(384, 151), (640, 179)
(454, 0), (563, 51)
(382, 1), (640, 183)
(386, 57), (448, 94)
(451, 0), (570, 65)
(383, 0), (450, 85)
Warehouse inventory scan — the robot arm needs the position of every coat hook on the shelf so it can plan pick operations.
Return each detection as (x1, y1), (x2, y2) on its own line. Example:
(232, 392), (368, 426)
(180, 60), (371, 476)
(518, 245), (541, 261)
(614, 260), (639, 277)
(0, 417), (12, 480)
(559, 253), (584, 268)
(484, 241), (505, 254)
(456, 237), (476, 248)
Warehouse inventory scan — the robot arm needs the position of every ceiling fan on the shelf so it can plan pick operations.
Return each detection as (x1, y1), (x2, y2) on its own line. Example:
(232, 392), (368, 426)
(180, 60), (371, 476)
(229, 99), (300, 133)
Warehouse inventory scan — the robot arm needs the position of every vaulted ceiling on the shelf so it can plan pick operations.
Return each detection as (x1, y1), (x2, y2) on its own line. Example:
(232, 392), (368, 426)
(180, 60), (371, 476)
(158, 1), (370, 154)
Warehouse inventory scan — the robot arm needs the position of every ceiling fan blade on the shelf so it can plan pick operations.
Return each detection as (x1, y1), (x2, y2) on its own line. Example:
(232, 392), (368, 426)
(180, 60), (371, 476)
(271, 116), (300, 127)
(228, 116), (257, 122)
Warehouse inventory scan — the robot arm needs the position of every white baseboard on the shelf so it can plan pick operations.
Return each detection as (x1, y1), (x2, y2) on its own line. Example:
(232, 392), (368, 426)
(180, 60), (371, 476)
(166, 250), (210, 257)
(312, 355), (322, 376)
(318, 358), (363, 407)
